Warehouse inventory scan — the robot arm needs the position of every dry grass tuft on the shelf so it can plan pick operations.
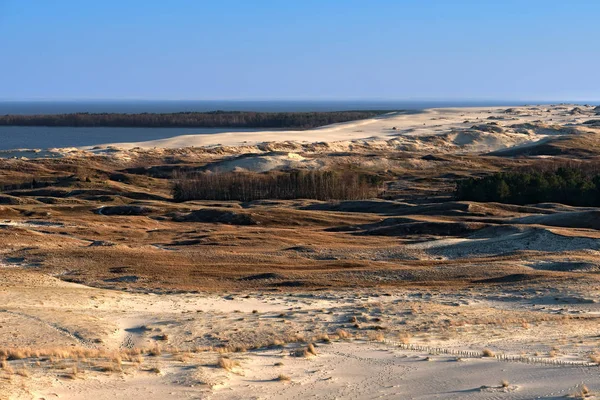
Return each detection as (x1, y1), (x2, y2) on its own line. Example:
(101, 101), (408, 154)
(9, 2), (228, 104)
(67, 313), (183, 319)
(276, 374), (291, 382)
(217, 357), (239, 371)
(482, 348), (495, 357)
(336, 329), (351, 340)
(5, 349), (27, 361)
(570, 384), (592, 399)
(398, 333), (412, 344)
(173, 353), (192, 363)
(501, 379), (509, 388)
(95, 362), (122, 373)
(148, 346), (162, 357)
(64, 365), (80, 380)
(367, 331), (385, 342)
(291, 343), (319, 358)
(1, 361), (14, 375)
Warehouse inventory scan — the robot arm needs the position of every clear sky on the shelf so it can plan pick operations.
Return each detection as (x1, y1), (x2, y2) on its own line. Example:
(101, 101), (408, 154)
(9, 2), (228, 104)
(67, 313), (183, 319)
(1, 0), (599, 101)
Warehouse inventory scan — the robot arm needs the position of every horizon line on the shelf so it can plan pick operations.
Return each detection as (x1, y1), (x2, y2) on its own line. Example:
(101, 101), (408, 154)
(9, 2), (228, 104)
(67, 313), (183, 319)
(0, 98), (599, 104)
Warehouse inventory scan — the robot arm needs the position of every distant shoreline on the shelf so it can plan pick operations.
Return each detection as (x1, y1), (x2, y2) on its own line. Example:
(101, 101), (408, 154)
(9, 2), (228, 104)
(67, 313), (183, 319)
(0, 110), (395, 129)
(0, 99), (562, 115)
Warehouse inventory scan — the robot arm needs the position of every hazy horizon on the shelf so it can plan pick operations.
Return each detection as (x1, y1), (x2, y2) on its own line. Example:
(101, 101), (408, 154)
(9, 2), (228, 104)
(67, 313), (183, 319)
(3, 99), (598, 116)
(1, 97), (599, 102)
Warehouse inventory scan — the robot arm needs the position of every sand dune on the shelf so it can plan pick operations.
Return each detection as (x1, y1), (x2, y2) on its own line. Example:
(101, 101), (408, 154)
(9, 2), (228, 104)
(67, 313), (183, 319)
(408, 226), (600, 259)
(510, 210), (600, 230)
(86, 105), (598, 160)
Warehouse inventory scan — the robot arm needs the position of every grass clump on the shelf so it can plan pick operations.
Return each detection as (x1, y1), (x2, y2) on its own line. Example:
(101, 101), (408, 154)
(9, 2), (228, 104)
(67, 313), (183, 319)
(217, 357), (239, 371)
(482, 348), (495, 357)
(398, 333), (412, 344)
(336, 329), (352, 340)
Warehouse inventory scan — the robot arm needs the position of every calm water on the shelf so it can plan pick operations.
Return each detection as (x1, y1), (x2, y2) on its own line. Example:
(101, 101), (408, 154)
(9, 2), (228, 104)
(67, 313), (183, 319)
(0, 100), (563, 151)
(0, 126), (276, 151)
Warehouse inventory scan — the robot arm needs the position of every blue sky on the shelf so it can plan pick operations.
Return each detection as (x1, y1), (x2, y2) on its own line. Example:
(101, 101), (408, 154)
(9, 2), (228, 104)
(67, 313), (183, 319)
(0, 0), (598, 101)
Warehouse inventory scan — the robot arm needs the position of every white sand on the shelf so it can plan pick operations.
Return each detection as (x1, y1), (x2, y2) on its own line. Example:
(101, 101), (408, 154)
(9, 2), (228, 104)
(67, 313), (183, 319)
(89, 105), (598, 156)
(3, 271), (600, 399)
(34, 342), (596, 400)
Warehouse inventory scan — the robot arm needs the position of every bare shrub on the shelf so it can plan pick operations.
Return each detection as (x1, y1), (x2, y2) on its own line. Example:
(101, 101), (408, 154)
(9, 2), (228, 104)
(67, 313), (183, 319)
(173, 170), (382, 202)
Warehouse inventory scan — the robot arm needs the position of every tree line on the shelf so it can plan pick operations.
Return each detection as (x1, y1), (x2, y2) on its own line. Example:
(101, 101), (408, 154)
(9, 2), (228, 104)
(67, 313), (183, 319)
(0, 110), (393, 129)
(455, 165), (600, 206)
(173, 170), (383, 202)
